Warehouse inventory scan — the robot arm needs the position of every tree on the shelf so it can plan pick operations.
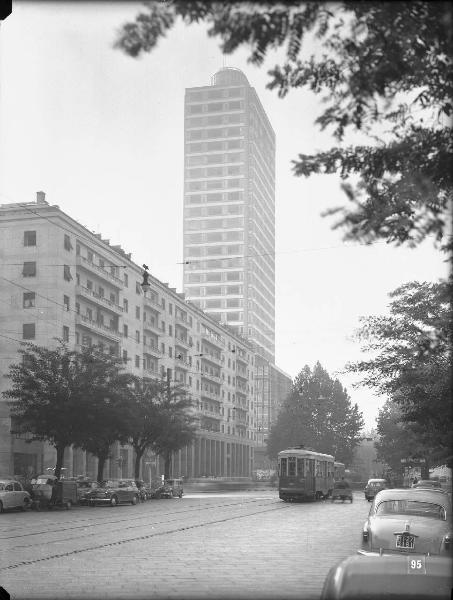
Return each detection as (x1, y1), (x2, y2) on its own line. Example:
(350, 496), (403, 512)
(124, 376), (168, 480)
(267, 362), (364, 464)
(72, 348), (133, 482)
(114, 1), (453, 250)
(375, 400), (425, 474)
(148, 380), (197, 479)
(345, 279), (452, 466)
(3, 342), (127, 479)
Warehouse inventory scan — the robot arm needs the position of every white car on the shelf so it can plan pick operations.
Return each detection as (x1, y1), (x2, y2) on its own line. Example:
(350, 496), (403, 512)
(0, 479), (32, 512)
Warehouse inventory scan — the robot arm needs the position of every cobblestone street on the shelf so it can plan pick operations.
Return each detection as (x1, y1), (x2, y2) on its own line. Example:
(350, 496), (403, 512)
(1, 491), (369, 600)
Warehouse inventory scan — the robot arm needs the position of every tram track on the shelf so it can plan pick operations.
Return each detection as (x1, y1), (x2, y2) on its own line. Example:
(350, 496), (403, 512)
(1, 496), (279, 542)
(1, 501), (291, 571)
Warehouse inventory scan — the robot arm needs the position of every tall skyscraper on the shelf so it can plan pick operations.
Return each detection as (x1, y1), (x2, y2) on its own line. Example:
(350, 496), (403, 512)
(183, 67), (275, 364)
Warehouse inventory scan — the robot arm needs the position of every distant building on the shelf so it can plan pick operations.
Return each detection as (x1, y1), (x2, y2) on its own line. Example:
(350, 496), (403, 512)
(0, 193), (258, 480)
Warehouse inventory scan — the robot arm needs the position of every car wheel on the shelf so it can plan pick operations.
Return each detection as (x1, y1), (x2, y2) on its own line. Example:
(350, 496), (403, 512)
(0, 501), (4, 514)
(20, 498), (30, 511)
(131, 495), (138, 505)
(110, 495), (118, 507)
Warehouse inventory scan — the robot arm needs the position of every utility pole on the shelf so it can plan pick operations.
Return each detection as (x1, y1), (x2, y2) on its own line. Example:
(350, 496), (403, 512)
(166, 367), (172, 479)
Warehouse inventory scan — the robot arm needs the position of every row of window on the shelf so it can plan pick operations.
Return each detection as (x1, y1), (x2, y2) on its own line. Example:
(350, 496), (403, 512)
(22, 261), (73, 281)
(186, 100), (243, 115)
(186, 152), (243, 167)
(186, 217), (244, 231)
(185, 271), (243, 283)
(186, 139), (243, 154)
(185, 205), (243, 219)
(185, 191), (243, 204)
(23, 230), (73, 251)
(187, 126), (243, 141)
(185, 231), (244, 244)
(186, 113), (244, 128)
(185, 244), (243, 257)
(186, 87), (244, 102)
(185, 258), (244, 270)
(186, 165), (243, 179)
(187, 285), (243, 297)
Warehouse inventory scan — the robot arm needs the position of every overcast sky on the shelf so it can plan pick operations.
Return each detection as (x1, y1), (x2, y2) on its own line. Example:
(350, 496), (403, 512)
(0, 2), (448, 429)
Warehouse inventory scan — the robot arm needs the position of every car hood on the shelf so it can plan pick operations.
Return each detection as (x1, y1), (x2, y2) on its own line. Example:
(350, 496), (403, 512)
(369, 516), (449, 554)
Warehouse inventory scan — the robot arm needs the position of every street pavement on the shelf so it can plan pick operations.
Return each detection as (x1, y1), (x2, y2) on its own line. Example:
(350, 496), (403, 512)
(1, 490), (370, 600)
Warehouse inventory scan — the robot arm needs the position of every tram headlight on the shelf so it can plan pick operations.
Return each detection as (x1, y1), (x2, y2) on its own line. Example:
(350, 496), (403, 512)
(362, 523), (370, 543)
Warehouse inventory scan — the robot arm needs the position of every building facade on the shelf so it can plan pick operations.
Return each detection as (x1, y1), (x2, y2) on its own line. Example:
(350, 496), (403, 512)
(183, 67), (276, 364)
(0, 194), (258, 481)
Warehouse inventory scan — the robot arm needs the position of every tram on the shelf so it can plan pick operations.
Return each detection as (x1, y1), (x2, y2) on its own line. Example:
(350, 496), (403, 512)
(277, 446), (335, 501)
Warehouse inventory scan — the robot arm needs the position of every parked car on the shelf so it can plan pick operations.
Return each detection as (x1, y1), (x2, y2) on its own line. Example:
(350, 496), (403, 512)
(321, 553), (453, 599)
(361, 488), (452, 556)
(85, 479), (140, 506)
(364, 478), (388, 502)
(74, 480), (100, 505)
(412, 479), (442, 489)
(0, 479), (32, 512)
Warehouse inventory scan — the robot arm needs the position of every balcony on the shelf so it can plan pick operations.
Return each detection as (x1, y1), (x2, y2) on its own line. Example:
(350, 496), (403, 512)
(175, 335), (190, 349)
(143, 320), (161, 335)
(76, 285), (123, 314)
(143, 294), (161, 312)
(175, 314), (189, 328)
(76, 314), (122, 341)
(200, 352), (223, 367)
(143, 367), (159, 379)
(201, 329), (225, 349)
(76, 255), (124, 288)
(201, 371), (222, 384)
(175, 356), (190, 370)
(236, 371), (248, 381)
(143, 344), (163, 358)
(200, 388), (221, 402)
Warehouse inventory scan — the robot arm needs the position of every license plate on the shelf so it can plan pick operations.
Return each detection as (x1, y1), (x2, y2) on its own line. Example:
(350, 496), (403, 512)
(407, 556), (426, 575)
(396, 534), (415, 549)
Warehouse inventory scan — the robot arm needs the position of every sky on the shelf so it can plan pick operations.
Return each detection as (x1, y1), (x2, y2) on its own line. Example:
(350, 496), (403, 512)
(0, 1), (448, 430)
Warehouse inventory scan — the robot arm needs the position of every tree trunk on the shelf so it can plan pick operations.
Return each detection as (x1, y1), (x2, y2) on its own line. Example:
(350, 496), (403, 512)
(54, 444), (66, 480)
(97, 456), (106, 482)
(164, 451), (172, 480)
(134, 447), (144, 481)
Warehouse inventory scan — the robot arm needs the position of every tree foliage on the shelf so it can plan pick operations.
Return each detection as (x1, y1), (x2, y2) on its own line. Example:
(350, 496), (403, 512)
(267, 362), (364, 464)
(114, 1), (453, 249)
(345, 279), (452, 466)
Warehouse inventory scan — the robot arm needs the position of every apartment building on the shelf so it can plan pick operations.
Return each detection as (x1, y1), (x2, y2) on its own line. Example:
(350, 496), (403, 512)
(183, 67), (276, 364)
(0, 193), (257, 480)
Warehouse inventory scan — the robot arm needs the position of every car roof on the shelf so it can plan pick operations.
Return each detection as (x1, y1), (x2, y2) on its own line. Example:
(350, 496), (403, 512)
(367, 478), (387, 483)
(374, 488), (451, 507)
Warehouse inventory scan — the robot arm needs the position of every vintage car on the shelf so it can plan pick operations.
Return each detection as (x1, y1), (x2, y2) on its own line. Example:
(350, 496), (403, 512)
(74, 480), (100, 505)
(85, 479), (140, 506)
(361, 488), (452, 556)
(321, 553), (453, 599)
(364, 478), (388, 502)
(0, 479), (32, 512)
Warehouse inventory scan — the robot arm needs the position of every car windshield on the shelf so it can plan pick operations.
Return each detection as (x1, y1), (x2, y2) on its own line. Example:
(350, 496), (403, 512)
(368, 482), (385, 487)
(376, 500), (447, 520)
(35, 478), (53, 485)
(99, 481), (118, 489)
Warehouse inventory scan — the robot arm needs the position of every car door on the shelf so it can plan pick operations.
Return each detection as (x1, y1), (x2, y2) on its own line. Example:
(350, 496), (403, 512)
(4, 482), (15, 508)
(13, 482), (25, 507)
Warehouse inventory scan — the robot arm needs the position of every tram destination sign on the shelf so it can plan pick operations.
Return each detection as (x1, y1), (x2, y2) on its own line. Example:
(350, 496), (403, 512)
(400, 458), (426, 464)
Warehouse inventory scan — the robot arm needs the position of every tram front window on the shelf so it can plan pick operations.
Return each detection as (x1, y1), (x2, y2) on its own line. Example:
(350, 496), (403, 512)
(297, 459), (304, 477)
(280, 458), (287, 477)
(288, 457), (296, 477)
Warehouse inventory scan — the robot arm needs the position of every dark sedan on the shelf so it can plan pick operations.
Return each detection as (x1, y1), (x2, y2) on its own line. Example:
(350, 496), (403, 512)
(85, 479), (140, 507)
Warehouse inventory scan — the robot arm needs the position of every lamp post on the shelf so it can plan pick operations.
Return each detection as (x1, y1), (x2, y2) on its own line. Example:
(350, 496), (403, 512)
(140, 264), (151, 293)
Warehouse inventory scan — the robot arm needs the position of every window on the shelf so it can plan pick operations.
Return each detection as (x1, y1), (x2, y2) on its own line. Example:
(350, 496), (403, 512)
(122, 350), (128, 362)
(110, 292), (115, 304)
(136, 330), (140, 343)
(22, 262), (36, 277)
(135, 306), (140, 319)
(86, 280), (93, 290)
(169, 325), (173, 336)
(99, 258), (105, 269)
(124, 273), (129, 287)
(23, 292), (35, 308)
(135, 355), (140, 368)
(206, 286), (222, 296)
(63, 265), (72, 281)
(136, 282), (141, 294)
(23, 323), (35, 340)
(123, 299), (128, 313)
(227, 312), (240, 321)
(24, 231), (36, 246)
(87, 251), (94, 263)
(169, 303), (173, 315)
(86, 308), (93, 320)
(161, 298), (166, 310)
(75, 302), (80, 314)
(169, 347), (173, 358)
(123, 324), (128, 338)
(63, 326), (69, 342)
(64, 234), (72, 251)
(63, 295), (70, 311)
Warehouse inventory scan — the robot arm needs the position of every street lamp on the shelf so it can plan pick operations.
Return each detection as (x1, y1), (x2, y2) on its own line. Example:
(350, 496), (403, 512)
(140, 264), (151, 293)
